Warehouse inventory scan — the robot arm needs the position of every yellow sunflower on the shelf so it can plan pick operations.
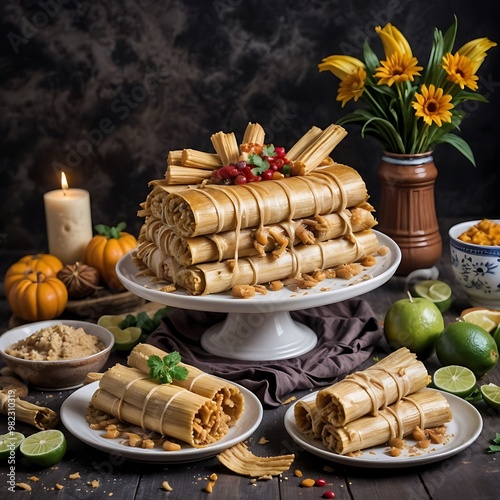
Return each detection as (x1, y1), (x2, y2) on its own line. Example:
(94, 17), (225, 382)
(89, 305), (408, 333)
(375, 52), (423, 86)
(442, 52), (478, 91)
(318, 55), (366, 107)
(412, 84), (454, 127)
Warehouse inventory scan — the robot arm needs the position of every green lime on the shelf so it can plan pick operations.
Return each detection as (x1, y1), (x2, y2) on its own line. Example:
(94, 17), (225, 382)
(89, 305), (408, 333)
(435, 321), (499, 378)
(107, 325), (142, 351)
(411, 280), (452, 312)
(97, 314), (127, 329)
(480, 383), (500, 410)
(384, 295), (445, 360)
(20, 430), (67, 467)
(433, 365), (477, 398)
(0, 432), (25, 460)
(493, 324), (500, 349)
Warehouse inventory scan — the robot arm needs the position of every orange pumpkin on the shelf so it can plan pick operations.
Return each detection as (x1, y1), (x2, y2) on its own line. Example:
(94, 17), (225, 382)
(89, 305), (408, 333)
(7, 272), (68, 321)
(84, 222), (137, 292)
(4, 253), (64, 297)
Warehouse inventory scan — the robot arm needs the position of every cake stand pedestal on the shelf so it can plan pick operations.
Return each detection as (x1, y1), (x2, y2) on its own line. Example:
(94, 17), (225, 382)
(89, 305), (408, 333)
(116, 231), (401, 361)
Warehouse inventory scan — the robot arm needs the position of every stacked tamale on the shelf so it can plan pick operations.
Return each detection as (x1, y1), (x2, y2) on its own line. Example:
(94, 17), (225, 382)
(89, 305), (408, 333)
(294, 347), (453, 455)
(134, 122), (384, 295)
(89, 344), (244, 448)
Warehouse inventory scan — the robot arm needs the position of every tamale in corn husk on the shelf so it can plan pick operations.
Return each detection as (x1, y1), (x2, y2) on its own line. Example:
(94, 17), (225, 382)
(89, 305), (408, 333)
(321, 389), (452, 455)
(92, 364), (229, 447)
(163, 163), (368, 238)
(166, 165), (212, 185)
(127, 343), (244, 426)
(140, 206), (377, 266)
(137, 229), (380, 295)
(0, 393), (58, 430)
(316, 348), (430, 427)
(241, 122), (265, 146)
(293, 399), (326, 440)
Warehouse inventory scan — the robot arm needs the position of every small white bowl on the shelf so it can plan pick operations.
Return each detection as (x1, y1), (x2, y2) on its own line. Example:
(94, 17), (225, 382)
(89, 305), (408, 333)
(449, 220), (500, 309)
(0, 320), (114, 391)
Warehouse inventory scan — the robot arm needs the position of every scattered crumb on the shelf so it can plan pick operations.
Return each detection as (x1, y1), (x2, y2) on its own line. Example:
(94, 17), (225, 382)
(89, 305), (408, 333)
(16, 483), (32, 491)
(28, 476), (40, 481)
(294, 470), (303, 477)
(162, 481), (173, 491)
(280, 396), (296, 405)
(69, 472), (81, 480)
(258, 437), (269, 445)
(55, 484), (64, 490)
(91, 480), (100, 488)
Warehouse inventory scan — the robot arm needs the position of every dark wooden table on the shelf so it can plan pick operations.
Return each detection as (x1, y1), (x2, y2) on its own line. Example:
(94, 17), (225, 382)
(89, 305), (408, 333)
(1, 220), (499, 500)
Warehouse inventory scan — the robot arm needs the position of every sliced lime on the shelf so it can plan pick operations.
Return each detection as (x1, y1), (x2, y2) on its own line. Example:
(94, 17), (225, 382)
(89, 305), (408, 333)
(20, 429), (67, 467)
(433, 365), (477, 398)
(107, 326), (142, 351)
(412, 280), (452, 312)
(461, 310), (500, 333)
(0, 432), (25, 460)
(480, 383), (500, 410)
(97, 314), (127, 329)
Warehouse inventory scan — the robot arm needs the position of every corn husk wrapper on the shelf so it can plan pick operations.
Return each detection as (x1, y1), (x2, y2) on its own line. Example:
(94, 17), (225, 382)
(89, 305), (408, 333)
(140, 206), (377, 266)
(163, 163), (368, 238)
(0, 393), (58, 430)
(93, 364), (229, 447)
(294, 399), (327, 440)
(127, 343), (244, 426)
(321, 389), (452, 455)
(140, 180), (197, 220)
(136, 229), (380, 295)
(316, 348), (430, 427)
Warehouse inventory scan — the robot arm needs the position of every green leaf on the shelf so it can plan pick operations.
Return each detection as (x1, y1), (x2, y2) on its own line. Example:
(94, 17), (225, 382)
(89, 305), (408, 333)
(434, 133), (476, 166)
(119, 314), (138, 329)
(493, 432), (500, 445)
(94, 222), (127, 239)
(152, 306), (172, 324)
(248, 153), (270, 175)
(147, 351), (188, 384)
(488, 445), (500, 453)
(262, 144), (276, 157)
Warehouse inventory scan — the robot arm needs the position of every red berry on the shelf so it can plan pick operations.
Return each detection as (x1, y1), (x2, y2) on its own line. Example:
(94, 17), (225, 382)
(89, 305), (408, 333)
(236, 161), (247, 170)
(322, 492), (335, 499)
(234, 174), (247, 185)
(218, 167), (231, 179)
(227, 166), (240, 177)
(275, 146), (286, 158)
(274, 158), (285, 169)
(262, 169), (274, 180)
(315, 478), (327, 487)
(248, 175), (261, 182)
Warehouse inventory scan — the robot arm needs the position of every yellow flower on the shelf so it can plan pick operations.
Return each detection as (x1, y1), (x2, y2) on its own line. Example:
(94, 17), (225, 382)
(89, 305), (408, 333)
(319, 55), (366, 107)
(374, 23), (423, 86)
(457, 37), (497, 73)
(412, 84), (454, 127)
(375, 52), (423, 86)
(442, 52), (478, 91)
(375, 23), (412, 57)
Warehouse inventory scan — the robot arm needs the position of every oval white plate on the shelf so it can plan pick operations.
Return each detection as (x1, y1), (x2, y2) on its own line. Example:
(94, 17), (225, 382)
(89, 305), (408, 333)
(116, 230), (401, 313)
(61, 381), (263, 463)
(284, 389), (482, 468)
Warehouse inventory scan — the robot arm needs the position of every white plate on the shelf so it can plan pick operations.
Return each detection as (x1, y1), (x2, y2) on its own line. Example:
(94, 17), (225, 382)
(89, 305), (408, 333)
(284, 390), (482, 468)
(60, 381), (263, 463)
(116, 230), (401, 314)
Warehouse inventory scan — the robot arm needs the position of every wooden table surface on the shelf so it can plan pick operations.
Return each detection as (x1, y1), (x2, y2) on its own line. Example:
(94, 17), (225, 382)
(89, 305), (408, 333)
(1, 220), (499, 500)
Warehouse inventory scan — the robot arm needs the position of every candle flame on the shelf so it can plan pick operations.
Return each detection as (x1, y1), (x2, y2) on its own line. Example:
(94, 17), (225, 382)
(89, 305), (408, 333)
(61, 172), (69, 194)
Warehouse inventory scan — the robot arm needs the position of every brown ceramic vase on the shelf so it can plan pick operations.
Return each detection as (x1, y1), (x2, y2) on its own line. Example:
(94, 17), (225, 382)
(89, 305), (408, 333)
(377, 151), (442, 276)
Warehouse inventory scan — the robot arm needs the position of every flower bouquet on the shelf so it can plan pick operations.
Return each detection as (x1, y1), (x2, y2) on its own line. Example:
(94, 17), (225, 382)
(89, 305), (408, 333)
(318, 17), (496, 274)
(318, 16), (496, 165)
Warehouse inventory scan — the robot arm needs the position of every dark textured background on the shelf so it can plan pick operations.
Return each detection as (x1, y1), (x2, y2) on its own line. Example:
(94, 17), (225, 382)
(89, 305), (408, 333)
(1, 0), (499, 254)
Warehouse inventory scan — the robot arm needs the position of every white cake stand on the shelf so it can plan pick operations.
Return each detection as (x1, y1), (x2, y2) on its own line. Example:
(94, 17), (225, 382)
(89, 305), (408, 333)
(116, 231), (401, 361)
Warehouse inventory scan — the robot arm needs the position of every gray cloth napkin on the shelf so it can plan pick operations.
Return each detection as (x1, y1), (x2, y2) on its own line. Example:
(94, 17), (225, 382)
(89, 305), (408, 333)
(147, 298), (383, 407)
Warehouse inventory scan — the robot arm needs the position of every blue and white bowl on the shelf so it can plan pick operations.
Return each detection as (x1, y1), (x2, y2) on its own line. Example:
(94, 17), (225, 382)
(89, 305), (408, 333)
(449, 220), (500, 308)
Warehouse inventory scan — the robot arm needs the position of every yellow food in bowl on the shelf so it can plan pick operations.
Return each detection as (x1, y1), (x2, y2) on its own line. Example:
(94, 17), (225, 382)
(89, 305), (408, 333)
(458, 219), (500, 246)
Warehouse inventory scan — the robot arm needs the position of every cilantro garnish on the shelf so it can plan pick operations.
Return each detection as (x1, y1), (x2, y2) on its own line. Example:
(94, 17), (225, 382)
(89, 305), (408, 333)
(147, 351), (189, 384)
(262, 144), (276, 157)
(487, 433), (500, 453)
(248, 153), (270, 176)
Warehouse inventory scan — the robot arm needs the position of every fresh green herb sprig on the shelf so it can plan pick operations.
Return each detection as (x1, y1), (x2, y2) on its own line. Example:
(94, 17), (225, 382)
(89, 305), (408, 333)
(248, 144), (277, 175)
(118, 306), (171, 341)
(487, 433), (500, 453)
(147, 351), (189, 384)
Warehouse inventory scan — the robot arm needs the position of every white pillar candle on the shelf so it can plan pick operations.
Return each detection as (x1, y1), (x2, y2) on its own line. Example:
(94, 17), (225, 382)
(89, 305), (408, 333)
(43, 173), (93, 264)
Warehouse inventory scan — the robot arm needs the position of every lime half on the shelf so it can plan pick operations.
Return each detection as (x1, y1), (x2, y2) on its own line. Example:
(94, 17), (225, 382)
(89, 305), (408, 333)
(107, 326), (142, 351)
(20, 430), (67, 467)
(0, 432), (25, 460)
(412, 280), (452, 312)
(433, 365), (477, 398)
(480, 383), (500, 410)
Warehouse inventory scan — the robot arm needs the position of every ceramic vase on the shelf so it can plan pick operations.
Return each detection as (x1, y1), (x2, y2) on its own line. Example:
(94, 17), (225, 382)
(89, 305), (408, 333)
(377, 151), (442, 276)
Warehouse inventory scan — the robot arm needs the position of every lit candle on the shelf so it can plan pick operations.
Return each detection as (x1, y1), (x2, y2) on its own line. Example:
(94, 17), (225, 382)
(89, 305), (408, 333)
(43, 172), (93, 264)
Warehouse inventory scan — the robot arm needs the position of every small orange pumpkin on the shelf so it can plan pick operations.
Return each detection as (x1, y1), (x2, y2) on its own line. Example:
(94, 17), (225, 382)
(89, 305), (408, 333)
(84, 222), (137, 292)
(4, 253), (64, 297)
(7, 272), (68, 321)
